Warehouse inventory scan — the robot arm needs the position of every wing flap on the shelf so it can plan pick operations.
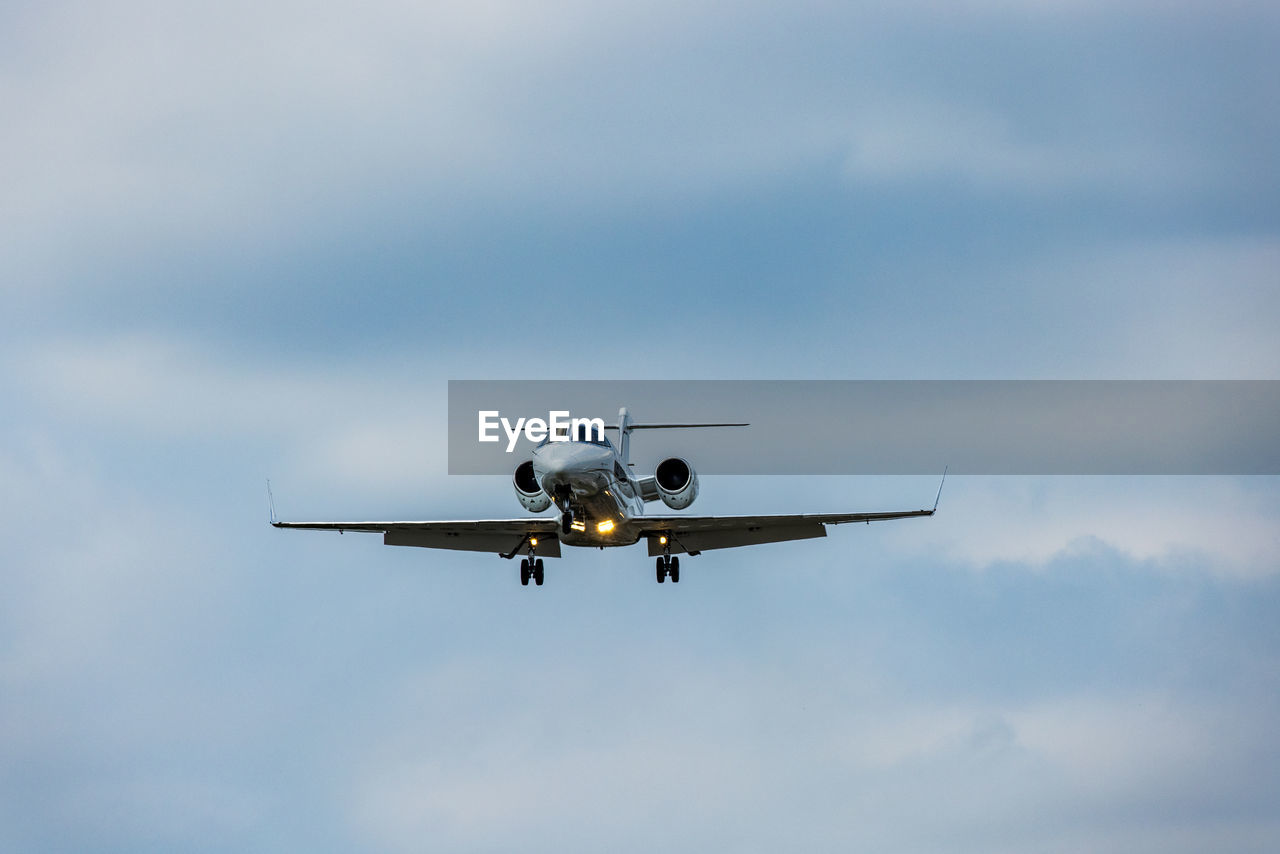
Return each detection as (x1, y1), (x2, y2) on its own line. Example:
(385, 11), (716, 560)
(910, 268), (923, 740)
(647, 523), (826, 555)
(384, 527), (561, 556)
(640, 509), (933, 532)
(639, 508), (933, 555)
(273, 519), (562, 556)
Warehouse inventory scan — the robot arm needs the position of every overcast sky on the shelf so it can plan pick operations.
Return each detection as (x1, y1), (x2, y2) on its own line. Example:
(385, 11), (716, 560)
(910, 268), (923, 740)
(2, 1), (1278, 852)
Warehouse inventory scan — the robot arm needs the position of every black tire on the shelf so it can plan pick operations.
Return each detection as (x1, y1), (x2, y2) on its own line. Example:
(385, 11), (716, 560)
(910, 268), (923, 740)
(670, 556), (680, 584)
(534, 559), (544, 586)
(656, 557), (666, 583)
(520, 558), (530, 586)
(561, 512), (573, 535)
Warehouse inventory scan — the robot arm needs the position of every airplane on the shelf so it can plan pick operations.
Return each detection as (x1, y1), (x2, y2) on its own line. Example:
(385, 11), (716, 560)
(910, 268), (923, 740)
(271, 407), (944, 585)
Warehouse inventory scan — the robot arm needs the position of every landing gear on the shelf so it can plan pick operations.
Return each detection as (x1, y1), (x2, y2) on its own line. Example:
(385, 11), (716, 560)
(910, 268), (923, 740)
(655, 555), (680, 584)
(520, 557), (545, 586)
(561, 510), (573, 535)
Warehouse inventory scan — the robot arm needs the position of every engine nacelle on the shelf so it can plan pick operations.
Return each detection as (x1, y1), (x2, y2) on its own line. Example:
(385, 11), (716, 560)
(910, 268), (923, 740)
(513, 460), (552, 512)
(654, 457), (699, 510)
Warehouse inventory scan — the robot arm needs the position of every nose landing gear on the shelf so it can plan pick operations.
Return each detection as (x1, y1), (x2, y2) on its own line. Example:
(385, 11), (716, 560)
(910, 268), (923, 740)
(554, 486), (576, 536)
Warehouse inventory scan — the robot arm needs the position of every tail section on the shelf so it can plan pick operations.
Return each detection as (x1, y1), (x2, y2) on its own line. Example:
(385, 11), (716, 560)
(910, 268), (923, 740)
(617, 407), (634, 465)
(613, 406), (747, 466)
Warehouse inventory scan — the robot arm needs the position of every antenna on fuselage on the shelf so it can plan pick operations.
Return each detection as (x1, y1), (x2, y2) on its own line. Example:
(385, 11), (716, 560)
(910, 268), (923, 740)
(266, 478), (278, 525)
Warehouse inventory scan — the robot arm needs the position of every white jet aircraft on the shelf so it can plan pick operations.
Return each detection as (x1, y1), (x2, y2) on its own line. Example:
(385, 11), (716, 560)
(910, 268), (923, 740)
(272, 407), (943, 585)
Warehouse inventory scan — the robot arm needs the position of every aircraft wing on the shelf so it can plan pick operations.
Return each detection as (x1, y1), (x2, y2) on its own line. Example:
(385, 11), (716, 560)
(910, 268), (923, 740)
(271, 518), (563, 557)
(636, 509), (934, 555)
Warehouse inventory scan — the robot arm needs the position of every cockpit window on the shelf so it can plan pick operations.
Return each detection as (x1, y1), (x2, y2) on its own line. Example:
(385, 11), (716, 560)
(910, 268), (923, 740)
(573, 422), (612, 446)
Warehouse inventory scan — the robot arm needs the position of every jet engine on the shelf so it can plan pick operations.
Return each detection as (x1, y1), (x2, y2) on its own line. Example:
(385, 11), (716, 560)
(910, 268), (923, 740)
(654, 457), (699, 509)
(514, 460), (552, 512)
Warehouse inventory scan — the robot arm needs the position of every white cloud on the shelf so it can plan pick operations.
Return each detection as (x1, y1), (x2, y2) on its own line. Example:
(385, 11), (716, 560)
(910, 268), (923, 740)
(840, 100), (1203, 193)
(3, 414), (1275, 852)
(0, 0), (602, 286)
(10, 334), (451, 489)
(930, 235), (1280, 380)
(7, 0), (1271, 297)
(838, 692), (1268, 795)
(753, 233), (1280, 381)
(1011, 696), (1237, 794)
(1095, 238), (1280, 378)
(883, 475), (1280, 578)
(338, 647), (1280, 854)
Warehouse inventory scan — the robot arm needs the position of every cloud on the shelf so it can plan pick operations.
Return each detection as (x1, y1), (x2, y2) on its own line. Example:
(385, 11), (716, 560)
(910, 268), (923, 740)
(2, 2), (1277, 851)
(10, 334), (454, 490)
(3, 413), (1276, 852)
(882, 475), (1280, 579)
(6, 0), (1275, 300)
(338, 648), (1280, 853)
(840, 100), (1198, 192)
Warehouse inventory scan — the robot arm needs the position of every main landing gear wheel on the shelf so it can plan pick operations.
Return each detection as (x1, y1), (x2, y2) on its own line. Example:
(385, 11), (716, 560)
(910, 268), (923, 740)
(521, 558), (546, 586)
(655, 555), (680, 584)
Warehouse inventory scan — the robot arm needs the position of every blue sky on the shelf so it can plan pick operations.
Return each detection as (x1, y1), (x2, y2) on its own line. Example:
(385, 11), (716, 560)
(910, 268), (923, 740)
(2, 1), (1279, 852)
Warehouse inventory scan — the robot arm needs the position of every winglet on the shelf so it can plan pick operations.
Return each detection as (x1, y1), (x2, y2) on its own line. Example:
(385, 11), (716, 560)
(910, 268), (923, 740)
(933, 466), (948, 512)
(267, 479), (278, 526)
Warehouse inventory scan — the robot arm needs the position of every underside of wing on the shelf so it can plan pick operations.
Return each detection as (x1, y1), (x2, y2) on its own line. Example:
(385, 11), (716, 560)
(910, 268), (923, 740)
(272, 518), (562, 556)
(637, 509), (934, 555)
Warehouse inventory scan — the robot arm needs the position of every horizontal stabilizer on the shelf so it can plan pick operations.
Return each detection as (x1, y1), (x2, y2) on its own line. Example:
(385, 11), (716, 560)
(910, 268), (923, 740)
(605, 422), (748, 430)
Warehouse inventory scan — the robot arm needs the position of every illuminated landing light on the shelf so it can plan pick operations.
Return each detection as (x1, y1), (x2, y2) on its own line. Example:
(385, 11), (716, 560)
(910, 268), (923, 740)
(597, 519), (615, 534)
(659, 535), (668, 545)
(570, 520), (586, 532)
(530, 537), (538, 547)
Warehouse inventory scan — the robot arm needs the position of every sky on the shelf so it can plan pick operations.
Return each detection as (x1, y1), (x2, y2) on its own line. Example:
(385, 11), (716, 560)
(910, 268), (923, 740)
(2, 0), (1279, 851)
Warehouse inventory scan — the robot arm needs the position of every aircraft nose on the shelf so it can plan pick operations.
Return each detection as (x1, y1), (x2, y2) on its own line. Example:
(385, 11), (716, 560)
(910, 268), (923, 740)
(536, 445), (609, 497)
(538, 456), (574, 496)
(541, 458), (567, 483)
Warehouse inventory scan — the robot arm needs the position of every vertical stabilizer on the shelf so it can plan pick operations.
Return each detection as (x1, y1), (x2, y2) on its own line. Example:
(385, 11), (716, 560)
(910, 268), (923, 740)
(617, 406), (633, 465)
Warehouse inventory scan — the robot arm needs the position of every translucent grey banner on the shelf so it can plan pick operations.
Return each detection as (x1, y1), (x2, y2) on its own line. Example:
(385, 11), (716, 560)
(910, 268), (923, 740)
(448, 381), (1280, 475)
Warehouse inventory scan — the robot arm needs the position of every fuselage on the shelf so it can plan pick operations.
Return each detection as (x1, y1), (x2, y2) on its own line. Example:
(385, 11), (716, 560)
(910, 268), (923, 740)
(532, 432), (645, 547)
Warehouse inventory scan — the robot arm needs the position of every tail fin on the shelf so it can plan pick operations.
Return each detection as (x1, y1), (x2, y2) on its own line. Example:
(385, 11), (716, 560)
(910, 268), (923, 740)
(617, 407), (634, 464)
